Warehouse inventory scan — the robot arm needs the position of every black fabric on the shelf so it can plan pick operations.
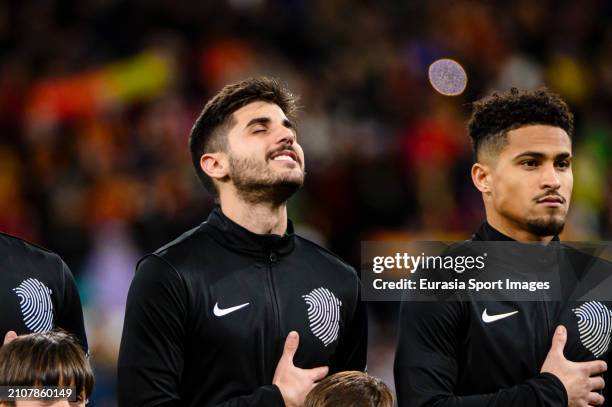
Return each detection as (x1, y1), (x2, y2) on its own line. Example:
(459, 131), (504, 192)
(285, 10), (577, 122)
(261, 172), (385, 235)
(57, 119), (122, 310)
(118, 207), (367, 407)
(472, 222), (560, 243)
(0, 232), (87, 351)
(395, 222), (611, 406)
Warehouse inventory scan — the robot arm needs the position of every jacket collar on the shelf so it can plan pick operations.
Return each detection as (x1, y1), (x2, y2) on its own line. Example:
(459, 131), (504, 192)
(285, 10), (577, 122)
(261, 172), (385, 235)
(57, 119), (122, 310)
(472, 222), (560, 242)
(471, 222), (561, 270)
(202, 207), (295, 259)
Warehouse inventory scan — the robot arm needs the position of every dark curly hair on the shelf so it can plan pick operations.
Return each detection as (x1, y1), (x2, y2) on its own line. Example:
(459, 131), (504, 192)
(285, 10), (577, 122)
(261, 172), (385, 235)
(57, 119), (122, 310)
(189, 77), (298, 197)
(467, 87), (574, 161)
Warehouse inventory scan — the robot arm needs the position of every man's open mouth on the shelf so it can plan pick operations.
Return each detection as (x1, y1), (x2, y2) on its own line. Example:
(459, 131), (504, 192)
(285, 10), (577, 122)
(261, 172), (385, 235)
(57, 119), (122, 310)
(270, 150), (298, 163)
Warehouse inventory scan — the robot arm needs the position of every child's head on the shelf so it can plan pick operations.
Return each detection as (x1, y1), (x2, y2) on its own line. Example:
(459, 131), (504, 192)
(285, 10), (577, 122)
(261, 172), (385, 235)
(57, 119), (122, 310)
(305, 371), (394, 407)
(0, 330), (94, 406)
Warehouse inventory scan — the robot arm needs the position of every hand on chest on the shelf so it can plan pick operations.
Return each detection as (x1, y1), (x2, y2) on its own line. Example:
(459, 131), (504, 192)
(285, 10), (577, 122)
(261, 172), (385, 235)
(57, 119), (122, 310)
(470, 301), (612, 367)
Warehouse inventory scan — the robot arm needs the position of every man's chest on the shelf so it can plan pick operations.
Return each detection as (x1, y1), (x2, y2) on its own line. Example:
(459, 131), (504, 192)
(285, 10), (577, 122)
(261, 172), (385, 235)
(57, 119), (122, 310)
(0, 272), (58, 335)
(186, 261), (352, 368)
(459, 300), (612, 390)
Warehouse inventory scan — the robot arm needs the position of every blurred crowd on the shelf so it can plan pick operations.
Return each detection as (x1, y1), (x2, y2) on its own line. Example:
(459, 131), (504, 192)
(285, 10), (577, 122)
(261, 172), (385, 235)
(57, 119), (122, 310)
(1, 1), (612, 405)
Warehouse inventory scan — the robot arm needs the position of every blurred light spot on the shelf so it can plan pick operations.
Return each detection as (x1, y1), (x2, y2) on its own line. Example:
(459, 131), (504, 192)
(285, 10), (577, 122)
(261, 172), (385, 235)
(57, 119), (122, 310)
(428, 59), (468, 96)
(496, 55), (544, 91)
(547, 54), (590, 104)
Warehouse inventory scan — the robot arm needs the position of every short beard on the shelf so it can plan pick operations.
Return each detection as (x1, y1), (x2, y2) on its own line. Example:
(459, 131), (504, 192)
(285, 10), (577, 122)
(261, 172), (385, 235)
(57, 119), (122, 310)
(525, 216), (566, 237)
(229, 154), (303, 205)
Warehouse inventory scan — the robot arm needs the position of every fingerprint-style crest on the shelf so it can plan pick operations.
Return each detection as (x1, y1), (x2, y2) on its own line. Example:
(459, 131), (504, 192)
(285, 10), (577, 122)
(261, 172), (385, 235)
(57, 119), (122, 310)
(572, 301), (612, 357)
(13, 278), (54, 333)
(302, 287), (342, 347)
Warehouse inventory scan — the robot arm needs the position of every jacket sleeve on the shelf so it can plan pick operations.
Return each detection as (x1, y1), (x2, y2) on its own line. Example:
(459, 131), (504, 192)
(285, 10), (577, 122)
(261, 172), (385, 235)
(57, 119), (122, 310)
(117, 255), (286, 407)
(394, 301), (567, 407)
(56, 259), (88, 352)
(329, 272), (368, 373)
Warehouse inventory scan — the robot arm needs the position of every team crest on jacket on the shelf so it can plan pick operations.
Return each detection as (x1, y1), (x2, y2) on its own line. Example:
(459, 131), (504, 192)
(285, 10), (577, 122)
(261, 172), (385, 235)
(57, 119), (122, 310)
(572, 301), (612, 357)
(302, 287), (342, 347)
(13, 278), (54, 333)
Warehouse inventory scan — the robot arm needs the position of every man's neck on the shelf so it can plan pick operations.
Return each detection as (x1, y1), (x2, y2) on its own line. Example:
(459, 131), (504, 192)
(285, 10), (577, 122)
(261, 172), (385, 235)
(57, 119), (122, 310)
(486, 213), (553, 243)
(220, 196), (288, 236)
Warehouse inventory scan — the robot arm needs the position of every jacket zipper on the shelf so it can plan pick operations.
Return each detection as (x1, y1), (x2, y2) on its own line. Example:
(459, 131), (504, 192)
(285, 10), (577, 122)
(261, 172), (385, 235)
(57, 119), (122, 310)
(267, 251), (281, 376)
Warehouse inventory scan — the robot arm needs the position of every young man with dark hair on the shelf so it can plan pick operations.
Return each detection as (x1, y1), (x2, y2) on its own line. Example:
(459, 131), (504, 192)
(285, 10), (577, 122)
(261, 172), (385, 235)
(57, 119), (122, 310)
(395, 88), (610, 406)
(0, 330), (94, 406)
(304, 371), (394, 407)
(118, 77), (367, 407)
(0, 233), (87, 351)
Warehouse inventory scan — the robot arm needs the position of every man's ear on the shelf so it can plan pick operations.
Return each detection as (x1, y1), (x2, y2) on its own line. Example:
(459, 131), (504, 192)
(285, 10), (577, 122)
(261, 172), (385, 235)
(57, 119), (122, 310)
(201, 152), (229, 181)
(471, 162), (492, 193)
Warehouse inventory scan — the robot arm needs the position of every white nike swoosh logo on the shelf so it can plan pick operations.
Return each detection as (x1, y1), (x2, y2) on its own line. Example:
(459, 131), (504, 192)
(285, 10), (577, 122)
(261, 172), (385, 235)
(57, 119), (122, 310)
(213, 302), (250, 317)
(482, 308), (519, 323)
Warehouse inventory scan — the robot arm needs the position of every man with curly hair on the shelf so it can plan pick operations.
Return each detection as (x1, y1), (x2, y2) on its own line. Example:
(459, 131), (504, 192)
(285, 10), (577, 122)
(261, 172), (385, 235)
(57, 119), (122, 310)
(395, 88), (610, 406)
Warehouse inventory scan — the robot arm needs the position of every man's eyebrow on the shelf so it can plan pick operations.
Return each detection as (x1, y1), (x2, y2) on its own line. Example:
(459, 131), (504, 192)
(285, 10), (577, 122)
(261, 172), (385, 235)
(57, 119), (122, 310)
(555, 152), (572, 160)
(283, 119), (295, 129)
(513, 151), (572, 160)
(245, 117), (295, 130)
(245, 117), (271, 128)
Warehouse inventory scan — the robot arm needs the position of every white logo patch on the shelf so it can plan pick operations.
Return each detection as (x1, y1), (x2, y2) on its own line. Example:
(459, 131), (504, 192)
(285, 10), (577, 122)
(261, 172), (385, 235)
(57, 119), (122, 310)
(213, 302), (250, 317)
(482, 308), (519, 323)
(302, 287), (342, 347)
(13, 278), (54, 333)
(572, 301), (612, 357)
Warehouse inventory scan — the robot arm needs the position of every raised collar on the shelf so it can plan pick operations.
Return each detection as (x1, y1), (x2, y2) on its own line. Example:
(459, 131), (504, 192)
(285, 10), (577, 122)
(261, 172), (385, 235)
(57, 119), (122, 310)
(472, 222), (560, 242)
(202, 207), (295, 259)
(471, 222), (561, 271)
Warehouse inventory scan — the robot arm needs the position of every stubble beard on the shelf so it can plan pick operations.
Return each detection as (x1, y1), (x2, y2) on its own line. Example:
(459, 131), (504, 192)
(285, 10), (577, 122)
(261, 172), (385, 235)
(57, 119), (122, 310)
(525, 213), (566, 237)
(229, 153), (304, 205)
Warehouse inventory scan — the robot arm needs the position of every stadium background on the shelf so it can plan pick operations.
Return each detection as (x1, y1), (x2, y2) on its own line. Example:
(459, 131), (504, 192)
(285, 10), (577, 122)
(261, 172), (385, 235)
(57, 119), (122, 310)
(1, 1), (612, 404)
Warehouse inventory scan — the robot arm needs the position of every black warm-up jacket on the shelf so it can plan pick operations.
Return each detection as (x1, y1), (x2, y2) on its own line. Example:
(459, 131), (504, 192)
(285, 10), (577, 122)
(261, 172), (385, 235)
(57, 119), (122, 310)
(118, 207), (367, 407)
(0, 232), (87, 350)
(395, 222), (612, 406)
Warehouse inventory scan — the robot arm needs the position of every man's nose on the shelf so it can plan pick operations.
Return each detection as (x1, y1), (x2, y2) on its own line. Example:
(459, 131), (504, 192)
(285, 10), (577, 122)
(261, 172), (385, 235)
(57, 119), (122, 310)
(540, 162), (562, 190)
(275, 126), (296, 145)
